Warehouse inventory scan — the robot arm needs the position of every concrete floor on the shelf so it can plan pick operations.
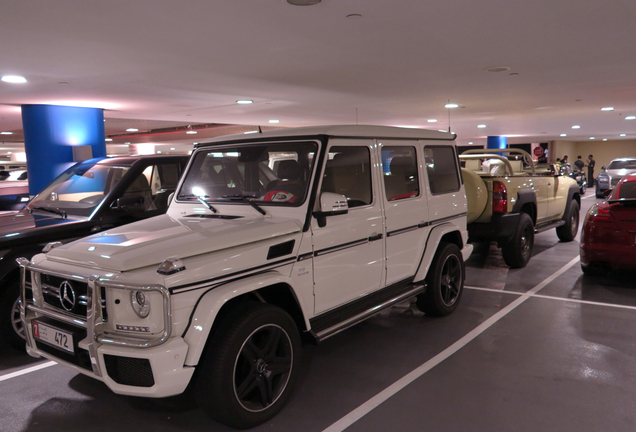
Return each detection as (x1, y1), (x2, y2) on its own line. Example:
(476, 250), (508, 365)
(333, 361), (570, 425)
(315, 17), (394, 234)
(2, 191), (635, 431)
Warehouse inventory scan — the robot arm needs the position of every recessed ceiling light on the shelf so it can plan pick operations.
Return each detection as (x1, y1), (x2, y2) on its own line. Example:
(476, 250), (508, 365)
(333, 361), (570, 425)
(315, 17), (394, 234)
(602, 139), (608, 141)
(601, 107), (614, 111)
(0, 132), (13, 135)
(427, 119), (437, 123)
(269, 119), (280, 124)
(126, 128), (138, 132)
(468, 142), (474, 144)
(560, 133), (567, 137)
(287, 0), (321, 5)
(157, 151), (162, 154)
(445, 103), (459, 109)
(105, 138), (113, 142)
(244, 131), (258, 134)
(620, 133), (627, 137)
(477, 124), (487, 128)
(186, 130), (197, 134)
(1, 75), (27, 83)
(589, 137), (595, 140)
(7, 152), (11, 155)
(124, 142), (131, 144)
(571, 125), (581, 129)
(236, 100), (253, 104)
(170, 147), (175, 150)
(625, 115), (636, 120)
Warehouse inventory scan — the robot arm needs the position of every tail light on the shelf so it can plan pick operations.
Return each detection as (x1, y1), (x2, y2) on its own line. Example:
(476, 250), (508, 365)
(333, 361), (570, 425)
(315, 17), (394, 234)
(587, 204), (614, 222)
(493, 181), (507, 213)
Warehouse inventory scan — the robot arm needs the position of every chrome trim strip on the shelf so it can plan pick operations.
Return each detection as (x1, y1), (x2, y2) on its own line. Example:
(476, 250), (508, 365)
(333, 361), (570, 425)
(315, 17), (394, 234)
(314, 283), (426, 341)
(386, 225), (419, 237)
(26, 304), (88, 328)
(429, 212), (468, 225)
(314, 238), (368, 257)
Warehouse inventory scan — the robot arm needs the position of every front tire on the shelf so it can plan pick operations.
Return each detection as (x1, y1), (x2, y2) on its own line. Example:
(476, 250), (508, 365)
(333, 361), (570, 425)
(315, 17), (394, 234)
(194, 302), (301, 429)
(0, 281), (26, 350)
(416, 242), (464, 316)
(502, 213), (534, 268)
(557, 200), (580, 242)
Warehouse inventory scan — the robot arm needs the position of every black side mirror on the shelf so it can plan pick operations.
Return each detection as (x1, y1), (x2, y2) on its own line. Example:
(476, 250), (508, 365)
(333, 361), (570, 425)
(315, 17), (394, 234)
(111, 195), (146, 214)
(601, 166), (607, 171)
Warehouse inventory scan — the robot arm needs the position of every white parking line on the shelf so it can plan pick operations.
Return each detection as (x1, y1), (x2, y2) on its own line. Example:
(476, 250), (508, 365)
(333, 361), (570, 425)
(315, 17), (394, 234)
(0, 361), (57, 383)
(322, 256), (580, 432)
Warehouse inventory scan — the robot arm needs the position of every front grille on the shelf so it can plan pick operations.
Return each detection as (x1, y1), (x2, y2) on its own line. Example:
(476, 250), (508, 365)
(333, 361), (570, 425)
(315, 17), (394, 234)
(104, 355), (155, 387)
(40, 273), (89, 317)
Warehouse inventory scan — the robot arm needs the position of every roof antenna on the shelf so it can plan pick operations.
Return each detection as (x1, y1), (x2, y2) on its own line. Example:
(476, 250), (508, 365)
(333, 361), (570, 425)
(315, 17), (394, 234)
(258, 125), (263, 134)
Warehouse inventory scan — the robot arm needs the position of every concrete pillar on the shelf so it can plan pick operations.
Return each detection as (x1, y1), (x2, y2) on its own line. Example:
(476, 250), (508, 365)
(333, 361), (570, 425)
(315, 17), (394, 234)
(21, 105), (107, 195)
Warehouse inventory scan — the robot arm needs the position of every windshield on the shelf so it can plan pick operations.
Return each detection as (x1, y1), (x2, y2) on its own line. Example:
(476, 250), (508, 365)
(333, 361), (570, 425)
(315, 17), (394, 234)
(178, 142), (317, 206)
(26, 163), (130, 217)
(608, 160), (636, 170)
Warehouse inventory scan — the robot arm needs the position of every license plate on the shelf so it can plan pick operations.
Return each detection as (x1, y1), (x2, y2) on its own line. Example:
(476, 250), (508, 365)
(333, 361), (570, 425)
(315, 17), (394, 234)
(33, 321), (74, 353)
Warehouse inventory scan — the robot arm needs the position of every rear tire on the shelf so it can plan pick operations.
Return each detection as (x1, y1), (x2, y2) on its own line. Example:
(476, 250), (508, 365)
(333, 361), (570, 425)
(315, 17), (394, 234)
(502, 213), (534, 268)
(194, 302), (301, 429)
(416, 242), (464, 317)
(556, 200), (580, 242)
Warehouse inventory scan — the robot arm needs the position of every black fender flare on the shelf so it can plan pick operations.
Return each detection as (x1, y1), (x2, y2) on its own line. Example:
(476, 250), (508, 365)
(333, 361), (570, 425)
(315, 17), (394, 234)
(511, 188), (537, 224)
(562, 184), (581, 220)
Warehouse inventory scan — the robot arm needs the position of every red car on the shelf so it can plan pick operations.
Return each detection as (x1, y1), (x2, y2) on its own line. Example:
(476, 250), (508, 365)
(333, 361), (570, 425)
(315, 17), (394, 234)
(580, 172), (636, 275)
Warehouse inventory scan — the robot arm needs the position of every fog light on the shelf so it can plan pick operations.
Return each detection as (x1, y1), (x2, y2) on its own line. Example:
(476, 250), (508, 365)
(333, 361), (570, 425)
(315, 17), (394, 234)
(131, 291), (150, 318)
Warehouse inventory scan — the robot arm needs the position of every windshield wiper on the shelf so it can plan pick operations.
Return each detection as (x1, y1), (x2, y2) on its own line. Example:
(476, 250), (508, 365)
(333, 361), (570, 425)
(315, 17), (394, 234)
(30, 206), (67, 219)
(222, 194), (267, 215)
(180, 194), (218, 213)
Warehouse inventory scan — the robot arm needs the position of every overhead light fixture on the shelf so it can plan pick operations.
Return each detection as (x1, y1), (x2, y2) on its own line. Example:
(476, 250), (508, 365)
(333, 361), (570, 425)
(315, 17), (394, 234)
(269, 119), (280, 124)
(157, 150), (162, 154)
(601, 107), (614, 111)
(244, 130), (258, 134)
(105, 138), (113, 142)
(170, 147), (175, 150)
(126, 128), (138, 132)
(0, 132), (13, 135)
(477, 124), (487, 128)
(445, 103), (459, 109)
(186, 130), (197, 134)
(287, 0), (321, 5)
(7, 152), (12, 155)
(236, 100), (253, 104)
(571, 125), (581, 129)
(625, 115), (636, 120)
(560, 133), (567, 137)
(603, 139), (608, 141)
(589, 137), (595, 140)
(1, 75), (27, 83)
(620, 133), (627, 137)
(427, 119), (437, 123)
(468, 142), (474, 145)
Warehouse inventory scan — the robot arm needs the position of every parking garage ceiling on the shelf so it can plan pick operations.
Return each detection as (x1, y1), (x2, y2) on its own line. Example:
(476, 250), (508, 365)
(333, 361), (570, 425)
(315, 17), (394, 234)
(1, 0), (636, 147)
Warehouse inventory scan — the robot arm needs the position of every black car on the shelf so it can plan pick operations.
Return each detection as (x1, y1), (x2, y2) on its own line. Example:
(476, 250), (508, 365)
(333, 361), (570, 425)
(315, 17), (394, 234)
(0, 154), (189, 349)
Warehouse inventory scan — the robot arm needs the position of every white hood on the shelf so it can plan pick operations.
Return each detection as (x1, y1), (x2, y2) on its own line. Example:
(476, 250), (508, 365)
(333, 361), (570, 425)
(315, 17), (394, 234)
(45, 214), (302, 272)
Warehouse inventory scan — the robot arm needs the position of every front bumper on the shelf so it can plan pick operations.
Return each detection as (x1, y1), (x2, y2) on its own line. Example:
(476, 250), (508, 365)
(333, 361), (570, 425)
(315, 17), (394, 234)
(18, 258), (194, 398)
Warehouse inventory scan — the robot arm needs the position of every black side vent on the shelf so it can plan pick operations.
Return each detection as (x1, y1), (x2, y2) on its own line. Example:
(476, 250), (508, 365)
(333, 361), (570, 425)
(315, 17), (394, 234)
(104, 354), (155, 387)
(267, 240), (296, 260)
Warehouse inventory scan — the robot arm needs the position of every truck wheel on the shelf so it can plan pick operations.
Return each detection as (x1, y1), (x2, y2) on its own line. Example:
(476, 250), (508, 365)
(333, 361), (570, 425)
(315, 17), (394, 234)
(0, 281), (26, 350)
(416, 242), (464, 317)
(556, 200), (579, 242)
(195, 302), (301, 429)
(502, 213), (534, 268)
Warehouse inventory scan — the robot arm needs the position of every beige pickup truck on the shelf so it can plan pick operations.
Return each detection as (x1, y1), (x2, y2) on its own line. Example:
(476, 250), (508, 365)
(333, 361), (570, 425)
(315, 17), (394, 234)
(460, 148), (580, 268)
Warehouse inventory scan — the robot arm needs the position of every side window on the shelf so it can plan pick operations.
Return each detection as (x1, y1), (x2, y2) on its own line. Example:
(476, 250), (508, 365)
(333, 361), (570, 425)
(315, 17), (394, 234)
(381, 146), (419, 201)
(424, 146), (460, 194)
(122, 163), (182, 212)
(321, 146), (372, 208)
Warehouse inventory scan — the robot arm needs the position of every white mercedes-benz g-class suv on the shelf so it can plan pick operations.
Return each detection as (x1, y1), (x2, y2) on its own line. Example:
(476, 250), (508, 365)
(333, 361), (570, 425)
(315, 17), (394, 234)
(19, 125), (472, 429)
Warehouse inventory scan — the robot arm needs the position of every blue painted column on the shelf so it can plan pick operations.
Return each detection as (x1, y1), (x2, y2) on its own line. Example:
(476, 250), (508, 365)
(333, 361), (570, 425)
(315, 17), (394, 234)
(487, 136), (507, 150)
(21, 105), (107, 196)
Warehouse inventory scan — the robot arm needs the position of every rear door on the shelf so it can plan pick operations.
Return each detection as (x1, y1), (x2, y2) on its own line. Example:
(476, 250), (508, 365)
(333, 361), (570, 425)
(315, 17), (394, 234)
(380, 141), (430, 285)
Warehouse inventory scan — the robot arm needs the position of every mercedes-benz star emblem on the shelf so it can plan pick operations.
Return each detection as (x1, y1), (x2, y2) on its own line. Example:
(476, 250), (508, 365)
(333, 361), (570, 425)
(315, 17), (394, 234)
(59, 281), (76, 312)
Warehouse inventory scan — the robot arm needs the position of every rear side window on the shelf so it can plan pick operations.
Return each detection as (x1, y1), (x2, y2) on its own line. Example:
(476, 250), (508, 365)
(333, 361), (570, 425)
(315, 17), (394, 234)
(424, 146), (460, 194)
(381, 146), (419, 201)
(322, 146), (372, 208)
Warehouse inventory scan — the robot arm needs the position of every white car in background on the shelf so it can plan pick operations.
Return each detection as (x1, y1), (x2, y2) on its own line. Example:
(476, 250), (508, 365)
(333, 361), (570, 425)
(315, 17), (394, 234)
(596, 158), (636, 197)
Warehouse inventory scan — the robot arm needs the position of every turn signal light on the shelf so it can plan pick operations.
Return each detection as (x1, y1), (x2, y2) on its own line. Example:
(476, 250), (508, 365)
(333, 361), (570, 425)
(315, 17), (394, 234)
(493, 181), (508, 213)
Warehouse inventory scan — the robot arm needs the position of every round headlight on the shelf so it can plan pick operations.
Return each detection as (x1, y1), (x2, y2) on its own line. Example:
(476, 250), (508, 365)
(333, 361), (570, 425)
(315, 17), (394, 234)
(131, 290), (150, 318)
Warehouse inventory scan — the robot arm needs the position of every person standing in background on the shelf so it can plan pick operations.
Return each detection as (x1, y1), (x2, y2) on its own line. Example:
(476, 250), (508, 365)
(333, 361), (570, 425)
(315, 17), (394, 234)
(574, 155), (585, 171)
(586, 155), (596, 186)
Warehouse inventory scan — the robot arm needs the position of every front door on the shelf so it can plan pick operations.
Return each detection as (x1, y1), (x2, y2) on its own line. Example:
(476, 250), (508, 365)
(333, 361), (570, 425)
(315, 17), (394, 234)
(311, 140), (385, 315)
